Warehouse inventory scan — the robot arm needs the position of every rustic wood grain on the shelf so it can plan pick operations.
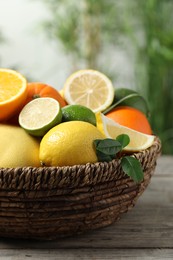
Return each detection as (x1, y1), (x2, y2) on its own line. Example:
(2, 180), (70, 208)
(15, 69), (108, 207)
(0, 249), (173, 260)
(0, 156), (173, 259)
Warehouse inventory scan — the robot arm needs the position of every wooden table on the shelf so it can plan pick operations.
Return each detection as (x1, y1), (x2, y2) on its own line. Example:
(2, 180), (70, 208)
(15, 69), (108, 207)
(0, 156), (172, 259)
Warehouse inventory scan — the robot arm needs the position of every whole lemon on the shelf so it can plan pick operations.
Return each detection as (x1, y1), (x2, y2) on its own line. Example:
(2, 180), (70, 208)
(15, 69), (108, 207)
(39, 121), (105, 166)
(0, 124), (40, 167)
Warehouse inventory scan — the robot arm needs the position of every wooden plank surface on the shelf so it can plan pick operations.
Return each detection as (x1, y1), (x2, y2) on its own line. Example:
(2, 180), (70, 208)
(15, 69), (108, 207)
(0, 249), (173, 260)
(0, 155), (173, 259)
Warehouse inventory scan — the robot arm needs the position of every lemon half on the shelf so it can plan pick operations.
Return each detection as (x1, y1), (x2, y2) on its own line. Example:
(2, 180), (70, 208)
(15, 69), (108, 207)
(63, 69), (114, 113)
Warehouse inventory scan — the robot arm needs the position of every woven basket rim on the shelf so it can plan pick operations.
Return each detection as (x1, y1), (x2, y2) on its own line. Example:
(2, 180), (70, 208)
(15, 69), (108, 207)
(0, 136), (161, 191)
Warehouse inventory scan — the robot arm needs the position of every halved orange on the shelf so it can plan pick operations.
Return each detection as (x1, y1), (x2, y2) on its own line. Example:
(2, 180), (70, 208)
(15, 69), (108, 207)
(0, 68), (27, 121)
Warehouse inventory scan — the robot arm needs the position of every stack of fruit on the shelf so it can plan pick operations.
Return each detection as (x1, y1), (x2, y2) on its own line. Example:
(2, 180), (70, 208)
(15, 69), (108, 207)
(0, 68), (155, 182)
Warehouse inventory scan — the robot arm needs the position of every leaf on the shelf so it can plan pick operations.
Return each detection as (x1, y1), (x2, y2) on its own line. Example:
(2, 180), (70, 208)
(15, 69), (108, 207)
(114, 88), (138, 101)
(95, 150), (114, 162)
(94, 138), (122, 162)
(103, 88), (150, 117)
(94, 139), (122, 155)
(121, 156), (144, 183)
(116, 134), (130, 148)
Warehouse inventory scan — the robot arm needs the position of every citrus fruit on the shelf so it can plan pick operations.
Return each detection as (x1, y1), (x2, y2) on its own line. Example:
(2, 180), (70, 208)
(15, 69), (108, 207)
(39, 121), (105, 166)
(63, 69), (114, 113)
(59, 88), (65, 98)
(62, 104), (96, 126)
(25, 82), (67, 107)
(0, 124), (40, 167)
(19, 97), (62, 136)
(106, 106), (152, 135)
(96, 113), (155, 152)
(0, 68), (27, 122)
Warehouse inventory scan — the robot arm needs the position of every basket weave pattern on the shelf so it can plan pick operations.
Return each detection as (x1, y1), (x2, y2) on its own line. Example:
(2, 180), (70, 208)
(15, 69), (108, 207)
(0, 137), (161, 240)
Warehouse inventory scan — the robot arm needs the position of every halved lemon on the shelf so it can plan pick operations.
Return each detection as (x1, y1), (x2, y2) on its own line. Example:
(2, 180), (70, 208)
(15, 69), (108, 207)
(0, 68), (27, 121)
(19, 97), (62, 136)
(63, 69), (114, 113)
(96, 112), (155, 152)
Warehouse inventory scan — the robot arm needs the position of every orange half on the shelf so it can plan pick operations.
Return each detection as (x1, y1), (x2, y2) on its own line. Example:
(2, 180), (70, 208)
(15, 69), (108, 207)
(0, 69), (27, 121)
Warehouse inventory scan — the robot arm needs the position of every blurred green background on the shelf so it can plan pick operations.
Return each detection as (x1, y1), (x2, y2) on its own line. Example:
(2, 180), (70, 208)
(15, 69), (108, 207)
(0, 0), (173, 154)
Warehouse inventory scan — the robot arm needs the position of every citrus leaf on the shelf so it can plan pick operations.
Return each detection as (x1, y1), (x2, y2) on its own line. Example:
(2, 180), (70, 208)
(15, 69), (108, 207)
(95, 150), (115, 162)
(94, 139), (122, 155)
(94, 138), (122, 162)
(116, 134), (130, 148)
(103, 88), (150, 117)
(121, 156), (144, 183)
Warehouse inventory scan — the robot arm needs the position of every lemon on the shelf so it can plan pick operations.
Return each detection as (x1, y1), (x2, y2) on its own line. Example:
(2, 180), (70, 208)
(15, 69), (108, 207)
(62, 104), (96, 126)
(59, 88), (65, 98)
(63, 69), (114, 113)
(96, 113), (155, 152)
(0, 124), (40, 168)
(19, 97), (62, 136)
(39, 121), (105, 166)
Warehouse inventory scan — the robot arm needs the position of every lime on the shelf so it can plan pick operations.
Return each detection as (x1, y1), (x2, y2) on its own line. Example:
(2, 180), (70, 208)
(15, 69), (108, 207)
(39, 121), (105, 166)
(62, 104), (96, 126)
(19, 97), (62, 136)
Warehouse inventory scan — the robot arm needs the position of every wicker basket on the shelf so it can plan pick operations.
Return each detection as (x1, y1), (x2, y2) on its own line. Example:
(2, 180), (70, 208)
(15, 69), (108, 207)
(0, 137), (161, 240)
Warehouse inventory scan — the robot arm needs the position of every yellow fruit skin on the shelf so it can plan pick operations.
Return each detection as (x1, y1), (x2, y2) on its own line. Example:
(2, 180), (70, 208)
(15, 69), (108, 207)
(39, 121), (105, 166)
(59, 89), (64, 98)
(0, 124), (40, 167)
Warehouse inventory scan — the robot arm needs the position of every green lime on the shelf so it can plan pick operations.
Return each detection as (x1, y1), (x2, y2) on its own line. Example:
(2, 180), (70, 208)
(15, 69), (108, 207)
(62, 104), (96, 126)
(19, 97), (62, 136)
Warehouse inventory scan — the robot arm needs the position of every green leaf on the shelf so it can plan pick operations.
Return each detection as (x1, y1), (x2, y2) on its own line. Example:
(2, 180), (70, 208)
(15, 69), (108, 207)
(94, 138), (122, 162)
(116, 134), (130, 148)
(121, 156), (144, 183)
(95, 150), (115, 162)
(94, 139), (122, 155)
(103, 88), (150, 117)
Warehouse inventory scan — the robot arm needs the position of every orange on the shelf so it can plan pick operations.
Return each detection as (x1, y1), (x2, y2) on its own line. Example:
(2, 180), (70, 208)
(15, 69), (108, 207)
(105, 106), (152, 135)
(0, 68), (27, 122)
(25, 83), (67, 107)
